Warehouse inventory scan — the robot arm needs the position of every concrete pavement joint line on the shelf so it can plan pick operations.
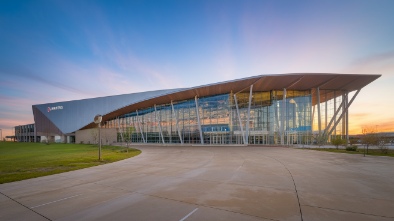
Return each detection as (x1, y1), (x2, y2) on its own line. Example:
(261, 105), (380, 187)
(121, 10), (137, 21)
(90, 181), (277, 221)
(179, 208), (198, 221)
(296, 189), (394, 203)
(171, 175), (295, 193)
(265, 156), (304, 221)
(0, 190), (52, 221)
(303, 205), (394, 218)
(30, 194), (82, 209)
(132, 191), (279, 221)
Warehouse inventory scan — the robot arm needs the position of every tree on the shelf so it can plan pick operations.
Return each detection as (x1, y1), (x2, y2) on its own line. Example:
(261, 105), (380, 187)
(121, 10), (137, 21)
(121, 127), (135, 153)
(314, 134), (326, 147)
(361, 127), (379, 155)
(349, 136), (358, 146)
(377, 134), (389, 154)
(331, 136), (346, 150)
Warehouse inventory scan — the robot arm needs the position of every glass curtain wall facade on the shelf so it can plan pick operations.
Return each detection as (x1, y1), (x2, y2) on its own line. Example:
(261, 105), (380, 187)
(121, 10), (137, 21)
(102, 89), (346, 145)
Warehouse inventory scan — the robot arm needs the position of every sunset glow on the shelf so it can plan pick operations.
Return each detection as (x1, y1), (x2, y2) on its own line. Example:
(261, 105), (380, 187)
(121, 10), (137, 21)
(1, 0), (394, 137)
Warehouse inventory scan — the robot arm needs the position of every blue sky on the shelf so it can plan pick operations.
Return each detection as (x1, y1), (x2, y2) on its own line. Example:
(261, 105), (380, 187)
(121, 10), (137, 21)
(1, 0), (394, 136)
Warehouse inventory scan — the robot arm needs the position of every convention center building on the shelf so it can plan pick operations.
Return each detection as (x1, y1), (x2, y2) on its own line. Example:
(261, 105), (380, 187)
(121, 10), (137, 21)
(21, 73), (380, 145)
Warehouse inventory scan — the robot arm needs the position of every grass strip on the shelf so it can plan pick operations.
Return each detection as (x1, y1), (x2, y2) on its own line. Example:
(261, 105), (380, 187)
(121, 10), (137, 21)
(0, 142), (140, 184)
(300, 147), (394, 157)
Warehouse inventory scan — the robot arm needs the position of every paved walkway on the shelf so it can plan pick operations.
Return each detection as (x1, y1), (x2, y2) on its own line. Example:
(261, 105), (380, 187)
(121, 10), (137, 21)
(1, 146), (393, 221)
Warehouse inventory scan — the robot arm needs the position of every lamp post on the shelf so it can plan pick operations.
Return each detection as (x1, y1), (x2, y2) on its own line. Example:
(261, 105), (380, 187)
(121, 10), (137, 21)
(0, 129), (2, 141)
(94, 115), (103, 161)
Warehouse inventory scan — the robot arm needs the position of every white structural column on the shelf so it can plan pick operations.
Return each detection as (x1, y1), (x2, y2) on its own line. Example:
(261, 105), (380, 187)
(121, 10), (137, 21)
(234, 94), (246, 144)
(195, 96), (204, 144)
(154, 105), (165, 144)
(281, 88), (287, 144)
(342, 94), (346, 138)
(117, 117), (124, 142)
(333, 91), (337, 136)
(171, 101), (183, 144)
(246, 85), (253, 144)
(325, 92), (328, 130)
(317, 87), (322, 136)
(327, 90), (360, 137)
(345, 92), (349, 143)
(274, 98), (280, 144)
(136, 110), (146, 143)
(311, 106), (315, 132)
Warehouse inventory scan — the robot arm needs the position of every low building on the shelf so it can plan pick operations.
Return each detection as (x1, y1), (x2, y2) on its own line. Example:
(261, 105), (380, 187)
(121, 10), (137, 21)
(14, 124), (40, 142)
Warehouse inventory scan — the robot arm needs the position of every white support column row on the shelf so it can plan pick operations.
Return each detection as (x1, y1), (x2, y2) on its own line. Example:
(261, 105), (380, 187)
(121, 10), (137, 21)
(246, 85), (253, 144)
(195, 96), (204, 144)
(154, 105), (165, 144)
(327, 90), (360, 137)
(171, 101), (183, 144)
(234, 94), (246, 144)
(323, 93), (346, 138)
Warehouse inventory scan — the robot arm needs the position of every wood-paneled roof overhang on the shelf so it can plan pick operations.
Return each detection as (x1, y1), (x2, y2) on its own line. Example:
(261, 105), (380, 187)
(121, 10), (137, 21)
(81, 73), (380, 130)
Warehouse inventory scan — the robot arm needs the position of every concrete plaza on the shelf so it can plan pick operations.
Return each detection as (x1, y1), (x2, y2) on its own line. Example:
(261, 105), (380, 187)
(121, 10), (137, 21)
(1, 146), (393, 221)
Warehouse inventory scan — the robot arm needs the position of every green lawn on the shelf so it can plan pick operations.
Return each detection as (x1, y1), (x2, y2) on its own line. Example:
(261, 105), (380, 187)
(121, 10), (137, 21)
(302, 147), (394, 157)
(0, 142), (141, 184)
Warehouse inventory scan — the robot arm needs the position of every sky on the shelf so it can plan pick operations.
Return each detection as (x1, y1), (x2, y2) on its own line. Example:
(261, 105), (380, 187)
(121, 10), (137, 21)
(1, 0), (394, 137)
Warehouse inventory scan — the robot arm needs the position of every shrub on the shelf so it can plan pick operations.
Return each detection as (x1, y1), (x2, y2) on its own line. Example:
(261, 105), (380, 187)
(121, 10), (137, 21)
(346, 145), (358, 151)
(378, 146), (389, 154)
(331, 136), (346, 149)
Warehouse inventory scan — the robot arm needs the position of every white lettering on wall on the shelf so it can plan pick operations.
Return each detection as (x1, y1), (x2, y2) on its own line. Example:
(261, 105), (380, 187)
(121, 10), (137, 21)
(47, 106), (63, 112)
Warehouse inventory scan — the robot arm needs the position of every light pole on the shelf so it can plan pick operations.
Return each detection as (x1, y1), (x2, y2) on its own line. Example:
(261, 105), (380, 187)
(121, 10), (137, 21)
(94, 115), (103, 161)
(0, 129), (2, 141)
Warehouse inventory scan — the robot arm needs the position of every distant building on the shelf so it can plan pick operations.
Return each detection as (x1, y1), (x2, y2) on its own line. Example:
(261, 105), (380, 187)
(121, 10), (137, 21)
(14, 124), (40, 142)
(25, 73), (380, 145)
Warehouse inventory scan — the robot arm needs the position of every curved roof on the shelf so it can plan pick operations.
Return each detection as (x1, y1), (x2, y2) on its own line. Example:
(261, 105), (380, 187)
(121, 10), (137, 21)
(32, 73), (380, 134)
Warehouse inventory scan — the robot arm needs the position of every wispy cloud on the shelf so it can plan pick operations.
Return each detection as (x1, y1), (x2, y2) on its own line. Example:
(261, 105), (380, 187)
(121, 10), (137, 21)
(344, 50), (394, 75)
(0, 64), (89, 95)
(352, 50), (394, 66)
